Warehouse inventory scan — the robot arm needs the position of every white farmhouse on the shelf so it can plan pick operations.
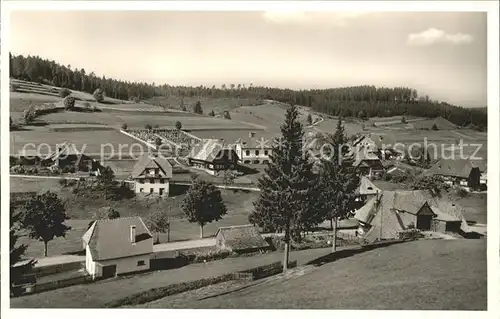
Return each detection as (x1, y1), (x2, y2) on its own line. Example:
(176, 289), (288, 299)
(82, 217), (153, 279)
(235, 132), (274, 165)
(131, 153), (173, 196)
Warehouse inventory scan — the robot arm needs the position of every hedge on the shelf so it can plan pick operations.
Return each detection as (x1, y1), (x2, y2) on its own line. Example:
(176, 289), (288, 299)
(104, 273), (235, 307)
(105, 260), (294, 308)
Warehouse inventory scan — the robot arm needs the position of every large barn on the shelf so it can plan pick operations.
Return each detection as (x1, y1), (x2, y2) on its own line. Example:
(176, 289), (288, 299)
(354, 190), (467, 242)
(187, 139), (239, 175)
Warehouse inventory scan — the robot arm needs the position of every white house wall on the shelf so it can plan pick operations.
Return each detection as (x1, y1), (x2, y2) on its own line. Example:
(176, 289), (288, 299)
(97, 254), (151, 276)
(135, 180), (170, 195)
(85, 245), (97, 278)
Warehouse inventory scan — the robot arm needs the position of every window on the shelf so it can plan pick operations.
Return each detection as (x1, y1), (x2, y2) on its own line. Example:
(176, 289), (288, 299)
(255, 150), (260, 156)
(150, 179), (154, 183)
(137, 260), (145, 266)
(264, 150), (269, 156)
(150, 188), (154, 194)
(160, 178), (164, 183)
(139, 179), (144, 184)
(245, 150), (250, 156)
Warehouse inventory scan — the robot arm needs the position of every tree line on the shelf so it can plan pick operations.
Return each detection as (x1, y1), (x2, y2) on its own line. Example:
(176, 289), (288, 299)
(9, 53), (486, 130)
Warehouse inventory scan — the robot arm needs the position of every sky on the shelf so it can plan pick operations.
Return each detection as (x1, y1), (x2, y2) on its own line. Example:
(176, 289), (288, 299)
(9, 11), (487, 107)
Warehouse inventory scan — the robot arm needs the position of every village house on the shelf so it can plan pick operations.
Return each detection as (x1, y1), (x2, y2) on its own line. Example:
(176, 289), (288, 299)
(131, 153), (173, 196)
(82, 217), (153, 279)
(351, 150), (385, 177)
(354, 190), (467, 242)
(47, 142), (99, 173)
(355, 176), (381, 203)
(424, 159), (482, 190)
(234, 132), (274, 165)
(187, 139), (239, 175)
(215, 225), (270, 254)
(352, 135), (378, 154)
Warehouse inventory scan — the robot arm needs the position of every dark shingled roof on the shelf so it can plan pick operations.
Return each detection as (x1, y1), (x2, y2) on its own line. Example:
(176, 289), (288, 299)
(354, 190), (470, 242)
(424, 159), (481, 179)
(82, 217), (153, 261)
(215, 224), (269, 251)
(131, 153), (173, 179)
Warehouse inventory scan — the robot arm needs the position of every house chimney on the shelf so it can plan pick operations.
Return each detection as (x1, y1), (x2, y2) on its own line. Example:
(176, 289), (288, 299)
(130, 225), (136, 243)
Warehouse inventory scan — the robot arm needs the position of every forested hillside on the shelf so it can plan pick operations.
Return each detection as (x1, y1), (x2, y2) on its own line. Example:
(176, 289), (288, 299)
(9, 53), (486, 130)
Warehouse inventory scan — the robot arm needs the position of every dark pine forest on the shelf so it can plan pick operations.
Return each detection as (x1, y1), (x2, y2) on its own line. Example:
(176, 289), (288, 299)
(9, 53), (487, 131)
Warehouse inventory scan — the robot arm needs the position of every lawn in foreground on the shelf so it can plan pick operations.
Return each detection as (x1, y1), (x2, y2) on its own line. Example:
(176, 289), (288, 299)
(10, 246), (336, 308)
(147, 239), (486, 310)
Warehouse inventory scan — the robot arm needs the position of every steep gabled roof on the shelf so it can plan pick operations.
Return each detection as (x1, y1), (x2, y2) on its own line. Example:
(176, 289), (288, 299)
(356, 176), (381, 196)
(352, 150), (381, 167)
(131, 153), (173, 179)
(82, 216), (153, 261)
(215, 224), (269, 251)
(355, 190), (471, 242)
(425, 159), (479, 178)
(188, 139), (238, 162)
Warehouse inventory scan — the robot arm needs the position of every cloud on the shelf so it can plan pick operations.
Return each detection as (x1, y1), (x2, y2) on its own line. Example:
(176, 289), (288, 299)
(262, 11), (369, 27)
(407, 28), (474, 46)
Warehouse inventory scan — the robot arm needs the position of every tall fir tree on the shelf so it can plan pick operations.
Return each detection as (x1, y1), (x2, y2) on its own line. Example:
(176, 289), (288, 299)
(317, 116), (360, 252)
(250, 105), (319, 272)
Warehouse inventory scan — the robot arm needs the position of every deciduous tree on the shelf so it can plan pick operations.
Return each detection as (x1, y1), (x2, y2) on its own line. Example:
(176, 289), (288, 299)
(181, 177), (227, 238)
(146, 209), (171, 243)
(18, 191), (71, 257)
(93, 88), (104, 103)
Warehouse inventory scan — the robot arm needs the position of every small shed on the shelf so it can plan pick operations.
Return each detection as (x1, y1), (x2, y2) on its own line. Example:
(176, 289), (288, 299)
(215, 225), (270, 253)
(430, 206), (462, 233)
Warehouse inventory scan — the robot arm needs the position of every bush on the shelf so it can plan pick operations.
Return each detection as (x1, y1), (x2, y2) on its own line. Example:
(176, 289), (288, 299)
(93, 88), (104, 103)
(398, 229), (424, 241)
(92, 105), (98, 112)
(176, 249), (231, 264)
(431, 124), (439, 131)
(59, 88), (72, 98)
(83, 102), (91, 109)
(63, 96), (76, 110)
(175, 121), (182, 130)
(401, 116), (407, 124)
(23, 106), (37, 124)
(456, 188), (468, 198)
(121, 123), (128, 130)
(145, 124), (152, 130)
(411, 175), (449, 197)
(222, 111), (231, 119)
